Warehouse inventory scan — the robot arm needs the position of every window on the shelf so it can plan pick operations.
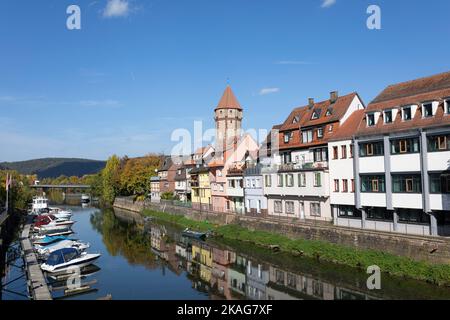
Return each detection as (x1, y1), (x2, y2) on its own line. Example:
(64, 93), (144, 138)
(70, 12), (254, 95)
(228, 180), (235, 188)
(314, 172), (322, 187)
(286, 174), (294, 187)
(366, 207), (393, 221)
(285, 201), (295, 214)
(313, 148), (328, 162)
(342, 179), (348, 193)
(351, 179), (355, 193)
(251, 179), (256, 188)
(302, 130), (313, 143)
(333, 146), (338, 160)
(287, 273), (297, 288)
(282, 152), (292, 164)
(402, 106), (412, 121)
(392, 174), (422, 193)
(384, 110), (393, 124)
(390, 138), (420, 154)
(446, 99), (450, 114)
(277, 174), (284, 187)
(217, 170), (222, 177)
(338, 206), (361, 218)
(334, 179), (339, 192)
(274, 201), (283, 213)
(325, 108), (332, 116)
(349, 144), (354, 158)
(428, 135), (450, 151)
(367, 113), (375, 126)
(317, 127), (324, 139)
(284, 131), (293, 144)
(311, 110), (321, 120)
(341, 145), (347, 159)
(398, 209), (430, 224)
(423, 103), (433, 118)
(265, 175), (272, 187)
(246, 179), (250, 188)
(361, 175), (386, 193)
(298, 173), (306, 187)
(429, 173), (450, 194)
(359, 141), (384, 157)
(292, 116), (299, 124)
(329, 125), (334, 132)
(310, 203), (321, 217)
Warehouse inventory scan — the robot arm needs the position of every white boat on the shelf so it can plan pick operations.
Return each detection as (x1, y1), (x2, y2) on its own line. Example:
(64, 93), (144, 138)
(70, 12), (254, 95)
(34, 215), (75, 228)
(48, 207), (72, 219)
(81, 194), (90, 204)
(41, 248), (101, 273)
(35, 224), (72, 235)
(35, 239), (90, 256)
(29, 196), (49, 215)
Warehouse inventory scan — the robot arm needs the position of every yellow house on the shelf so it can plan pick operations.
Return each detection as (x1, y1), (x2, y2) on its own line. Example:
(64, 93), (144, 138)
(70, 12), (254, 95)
(191, 167), (211, 210)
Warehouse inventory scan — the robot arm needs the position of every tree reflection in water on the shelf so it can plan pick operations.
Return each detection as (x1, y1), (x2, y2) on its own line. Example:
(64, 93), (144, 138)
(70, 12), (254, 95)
(90, 209), (158, 269)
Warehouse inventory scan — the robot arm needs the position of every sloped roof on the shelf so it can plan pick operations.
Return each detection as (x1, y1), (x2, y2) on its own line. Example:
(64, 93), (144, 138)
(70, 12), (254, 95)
(329, 110), (365, 141)
(215, 86), (242, 111)
(357, 71), (450, 137)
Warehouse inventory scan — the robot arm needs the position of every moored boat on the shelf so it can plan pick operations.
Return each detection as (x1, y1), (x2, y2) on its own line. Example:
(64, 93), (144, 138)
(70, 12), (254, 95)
(36, 239), (90, 256)
(181, 228), (208, 241)
(41, 248), (101, 273)
(32, 235), (69, 246)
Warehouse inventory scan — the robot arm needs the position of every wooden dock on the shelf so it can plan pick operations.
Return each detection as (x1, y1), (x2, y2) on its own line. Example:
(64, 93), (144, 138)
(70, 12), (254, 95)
(20, 223), (52, 300)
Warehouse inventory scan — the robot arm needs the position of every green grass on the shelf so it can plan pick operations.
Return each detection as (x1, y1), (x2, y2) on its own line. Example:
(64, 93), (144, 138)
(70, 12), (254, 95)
(142, 209), (450, 286)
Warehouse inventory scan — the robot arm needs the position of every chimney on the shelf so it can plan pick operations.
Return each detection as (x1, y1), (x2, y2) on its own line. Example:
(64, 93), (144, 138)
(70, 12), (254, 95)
(308, 98), (315, 109)
(330, 91), (338, 103)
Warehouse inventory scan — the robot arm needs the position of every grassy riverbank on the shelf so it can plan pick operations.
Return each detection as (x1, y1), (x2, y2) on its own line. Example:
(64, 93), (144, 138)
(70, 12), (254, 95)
(142, 209), (450, 286)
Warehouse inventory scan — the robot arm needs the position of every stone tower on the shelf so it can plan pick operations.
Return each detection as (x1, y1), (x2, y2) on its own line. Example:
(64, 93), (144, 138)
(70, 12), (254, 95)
(214, 86), (243, 155)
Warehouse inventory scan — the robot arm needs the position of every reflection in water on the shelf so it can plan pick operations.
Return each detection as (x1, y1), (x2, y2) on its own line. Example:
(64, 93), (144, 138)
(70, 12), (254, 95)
(90, 209), (158, 269)
(104, 208), (450, 300)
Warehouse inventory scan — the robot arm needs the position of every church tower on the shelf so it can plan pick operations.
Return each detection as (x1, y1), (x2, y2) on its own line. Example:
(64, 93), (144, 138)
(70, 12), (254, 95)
(214, 86), (243, 155)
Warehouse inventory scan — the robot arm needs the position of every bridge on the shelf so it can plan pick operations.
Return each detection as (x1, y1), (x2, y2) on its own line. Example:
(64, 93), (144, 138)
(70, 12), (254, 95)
(30, 184), (91, 190)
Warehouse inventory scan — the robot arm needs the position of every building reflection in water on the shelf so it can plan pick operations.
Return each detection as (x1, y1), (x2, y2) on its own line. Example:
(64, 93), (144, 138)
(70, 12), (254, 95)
(145, 220), (379, 301)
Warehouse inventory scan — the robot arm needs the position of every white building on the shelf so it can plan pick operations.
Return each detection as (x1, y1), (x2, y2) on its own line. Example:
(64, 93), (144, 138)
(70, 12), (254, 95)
(332, 71), (450, 237)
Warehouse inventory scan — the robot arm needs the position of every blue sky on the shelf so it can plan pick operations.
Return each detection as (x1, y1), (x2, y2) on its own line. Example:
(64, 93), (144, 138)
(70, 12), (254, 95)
(1, 0), (449, 161)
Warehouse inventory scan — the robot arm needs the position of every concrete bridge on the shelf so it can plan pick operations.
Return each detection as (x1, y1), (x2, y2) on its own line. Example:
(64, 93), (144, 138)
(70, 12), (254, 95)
(30, 184), (91, 190)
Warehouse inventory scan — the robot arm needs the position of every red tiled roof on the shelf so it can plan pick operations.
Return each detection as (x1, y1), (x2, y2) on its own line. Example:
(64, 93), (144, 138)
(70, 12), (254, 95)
(357, 71), (450, 137)
(215, 86), (242, 111)
(277, 92), (362, 150)
(329, 110), (365, 141)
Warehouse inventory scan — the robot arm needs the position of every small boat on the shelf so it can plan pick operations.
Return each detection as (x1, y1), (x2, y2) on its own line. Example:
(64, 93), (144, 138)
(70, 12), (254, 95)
(39, 230), (74, 237)
(81, 194), (90, 204)
(34, 215), (75, 229)
(32, 235), (69, 246)
(41, 248), (101, 273)
(35, 224), (72, 236)
(182, 228), (208, 241)
(36, 239), (90, 256)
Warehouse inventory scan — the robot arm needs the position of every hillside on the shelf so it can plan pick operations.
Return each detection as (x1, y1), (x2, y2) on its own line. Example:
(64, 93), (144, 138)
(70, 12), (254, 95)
(0, 158), (106, 178)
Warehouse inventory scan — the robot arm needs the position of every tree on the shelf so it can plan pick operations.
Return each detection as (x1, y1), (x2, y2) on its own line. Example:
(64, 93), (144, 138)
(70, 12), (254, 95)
(119, 156), (160, 197)
(101, 155), (121, 204)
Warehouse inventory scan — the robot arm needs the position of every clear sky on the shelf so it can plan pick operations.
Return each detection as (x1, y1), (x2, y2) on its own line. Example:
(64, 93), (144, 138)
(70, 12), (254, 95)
(1, 0), (449, 161)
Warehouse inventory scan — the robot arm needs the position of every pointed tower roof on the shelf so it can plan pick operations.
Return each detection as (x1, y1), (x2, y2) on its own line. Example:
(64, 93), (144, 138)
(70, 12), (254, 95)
(215, 85), (243, 111)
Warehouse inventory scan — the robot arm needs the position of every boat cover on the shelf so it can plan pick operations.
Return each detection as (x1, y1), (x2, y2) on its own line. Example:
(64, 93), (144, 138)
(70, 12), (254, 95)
(45, 248), (79, 266)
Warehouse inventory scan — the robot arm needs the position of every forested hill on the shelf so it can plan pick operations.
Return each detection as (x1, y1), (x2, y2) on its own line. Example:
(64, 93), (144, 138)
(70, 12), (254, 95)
(0, 158), (106, 178)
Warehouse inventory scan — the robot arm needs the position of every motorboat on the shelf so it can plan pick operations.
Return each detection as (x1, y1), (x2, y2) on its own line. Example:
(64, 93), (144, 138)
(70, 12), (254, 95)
(36, 239), (90, 256)
(81, 194), (90, 204)
(29, 196), (49, 215)
(33, 215), (75, 228)
(48, 207), (72, 219)
(35, 224), (73, 236)
(182, 228), (208, 241)
(37, 230), (74, 237)
(41, 248), (101, 273)
(32, 235), (69, 246)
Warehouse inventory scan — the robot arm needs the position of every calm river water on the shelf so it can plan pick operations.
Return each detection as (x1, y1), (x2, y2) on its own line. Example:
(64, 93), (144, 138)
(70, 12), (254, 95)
(2, 205), (450, 300)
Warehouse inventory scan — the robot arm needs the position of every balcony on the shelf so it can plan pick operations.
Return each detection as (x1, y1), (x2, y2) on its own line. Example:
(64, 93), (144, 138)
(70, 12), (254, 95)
(261, 162), (328, 174)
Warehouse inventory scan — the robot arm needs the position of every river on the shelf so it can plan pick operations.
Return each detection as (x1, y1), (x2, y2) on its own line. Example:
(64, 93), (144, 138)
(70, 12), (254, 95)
(2, 205), (450, 300)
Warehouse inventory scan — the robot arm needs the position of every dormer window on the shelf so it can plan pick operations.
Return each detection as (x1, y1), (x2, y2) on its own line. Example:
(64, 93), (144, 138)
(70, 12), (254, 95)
(445, 99), (450, 114)
(402, 106), (412, 121)
(328, 125), (333, 132)
(325, 108), (333, 116)
(292, 116), (299, 124)
(384, 110), (393, 124)
(423, 103), (433, 118)
(367, 113), (376, 127)
(311, 110), (321, 120)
